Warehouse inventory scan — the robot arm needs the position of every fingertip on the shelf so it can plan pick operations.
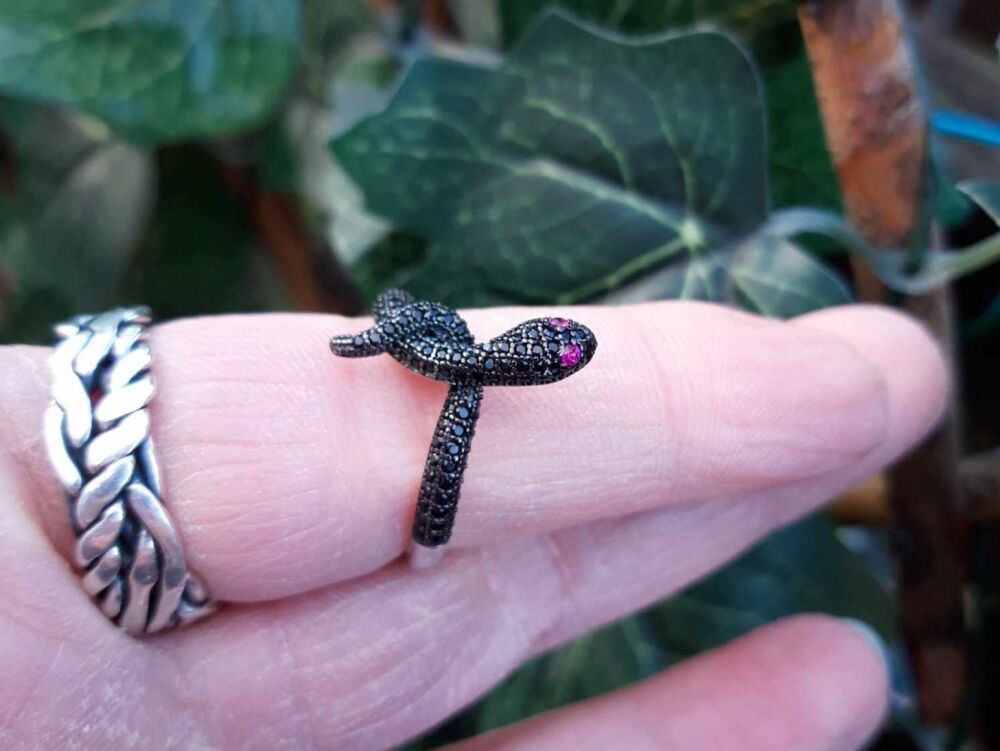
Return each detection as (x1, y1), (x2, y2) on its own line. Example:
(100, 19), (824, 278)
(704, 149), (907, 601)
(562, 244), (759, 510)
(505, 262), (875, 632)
(840, 617), (892, 690)
(725, 614), (891, 750)
(634, 301), (894, 486)
(795, 305), (950, 464)
(785, 614), (892, 746)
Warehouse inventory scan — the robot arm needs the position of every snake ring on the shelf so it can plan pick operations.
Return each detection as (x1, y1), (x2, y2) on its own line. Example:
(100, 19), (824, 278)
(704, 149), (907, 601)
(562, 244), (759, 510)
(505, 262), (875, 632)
(44, 307), (214, 635)
(331, 289), (597, 567)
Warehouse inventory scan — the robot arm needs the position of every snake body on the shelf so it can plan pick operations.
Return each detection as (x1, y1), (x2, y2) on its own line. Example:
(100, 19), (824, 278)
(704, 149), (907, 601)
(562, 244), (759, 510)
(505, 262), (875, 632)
(331, 290), (597, 548)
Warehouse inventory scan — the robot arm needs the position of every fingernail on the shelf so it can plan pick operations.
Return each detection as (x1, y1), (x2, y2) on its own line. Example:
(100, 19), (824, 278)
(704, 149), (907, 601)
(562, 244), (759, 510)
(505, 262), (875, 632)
(841, 617), (890, 676)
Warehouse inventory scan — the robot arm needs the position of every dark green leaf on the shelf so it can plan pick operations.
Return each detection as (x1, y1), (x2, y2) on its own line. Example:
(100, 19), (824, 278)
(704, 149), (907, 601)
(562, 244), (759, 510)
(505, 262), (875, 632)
(765, 53), (841, 212)
(961, 289), (1000, 339)
(258, 117), (300, 193)
(649, 515), (896, 653)
(958, 180), (1000, 225)
(0, 101), (154, 342)
(932, 161), (973, 230)
(350, 231), (426, 305)
(500, 0), (796, 46)
(913, 235), (1000, 292)
(126, 145), (286, 318)
(499, 0), (841, 215)
(0, 0), (300, 144)
(334, 11), (769, 307)
(476, 618), (665, 732)
(731, 234), (852, 317)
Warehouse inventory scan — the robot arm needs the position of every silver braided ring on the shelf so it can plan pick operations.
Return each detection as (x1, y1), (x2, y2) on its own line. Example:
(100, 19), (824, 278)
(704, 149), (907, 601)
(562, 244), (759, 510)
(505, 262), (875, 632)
(43, 307), (214, 635)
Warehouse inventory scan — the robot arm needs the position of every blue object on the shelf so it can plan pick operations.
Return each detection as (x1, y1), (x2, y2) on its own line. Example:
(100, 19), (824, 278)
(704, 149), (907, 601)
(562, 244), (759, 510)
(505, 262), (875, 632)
(933, 111), (1000, 148)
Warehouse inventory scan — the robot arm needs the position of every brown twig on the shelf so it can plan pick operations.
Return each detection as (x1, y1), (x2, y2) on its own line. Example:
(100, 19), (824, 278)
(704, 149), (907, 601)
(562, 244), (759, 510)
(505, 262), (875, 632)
(799, 0), (969, 724)
(420, 0), (460, 38)
(366, 0), (458, 41)
(829, 474), (891, 526)
(248, 188), (364, 316)
(830, 449), (1000, 524)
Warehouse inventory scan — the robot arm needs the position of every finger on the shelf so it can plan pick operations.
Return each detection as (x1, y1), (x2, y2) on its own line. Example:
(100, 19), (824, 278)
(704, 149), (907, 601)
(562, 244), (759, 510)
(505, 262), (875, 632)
(447, 615), (889, 751)
(794, 304), (949, 450)
(0, 303), (945, 602)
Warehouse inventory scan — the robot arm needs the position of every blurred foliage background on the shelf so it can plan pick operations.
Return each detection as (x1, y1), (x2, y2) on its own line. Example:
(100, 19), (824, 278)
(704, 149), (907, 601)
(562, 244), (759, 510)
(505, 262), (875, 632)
(1, 1), (999, 749)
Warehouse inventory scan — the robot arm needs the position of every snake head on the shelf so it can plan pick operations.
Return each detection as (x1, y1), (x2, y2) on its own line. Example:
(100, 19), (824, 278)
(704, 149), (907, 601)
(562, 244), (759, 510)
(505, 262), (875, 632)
(479, 316), (597, 386)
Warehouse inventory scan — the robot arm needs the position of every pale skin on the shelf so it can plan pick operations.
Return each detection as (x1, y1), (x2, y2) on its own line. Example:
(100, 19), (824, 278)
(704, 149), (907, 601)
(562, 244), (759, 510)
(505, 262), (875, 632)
(0, 301), (948, 750)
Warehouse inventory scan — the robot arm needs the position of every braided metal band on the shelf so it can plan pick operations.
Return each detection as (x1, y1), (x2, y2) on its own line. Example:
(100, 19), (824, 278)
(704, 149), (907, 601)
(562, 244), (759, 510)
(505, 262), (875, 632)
(44, 307), (213, 635)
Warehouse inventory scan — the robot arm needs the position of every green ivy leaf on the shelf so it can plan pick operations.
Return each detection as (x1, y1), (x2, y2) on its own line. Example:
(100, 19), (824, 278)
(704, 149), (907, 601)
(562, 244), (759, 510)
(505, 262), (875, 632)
(958, 180), (1000, 225)
(0, 101), (155, 342)
(498, 0), (840, 215)
(730, 234), (851, 317)
(474, 617), (665, 733)
(350, 232), (427, 305)
(962, 291), (1000, 340)
(932, 161), (974, 230)
(955, 181), (1000, 338)
(764, 53), (840, 211)
(126, 145), (287, 318)
(0, 0), (300, 144)
(500, 0), (796, 46)
(335, 11), (778, 308)
(649, 515), (895, 653)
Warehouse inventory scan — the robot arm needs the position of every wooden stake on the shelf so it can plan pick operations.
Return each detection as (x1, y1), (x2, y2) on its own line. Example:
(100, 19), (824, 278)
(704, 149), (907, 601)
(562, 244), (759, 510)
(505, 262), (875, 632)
(799, 0), (968, 723)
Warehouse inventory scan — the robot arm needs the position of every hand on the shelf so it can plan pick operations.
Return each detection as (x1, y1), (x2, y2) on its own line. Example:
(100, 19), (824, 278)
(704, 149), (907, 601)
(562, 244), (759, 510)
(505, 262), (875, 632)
(0, 302), (946, 750)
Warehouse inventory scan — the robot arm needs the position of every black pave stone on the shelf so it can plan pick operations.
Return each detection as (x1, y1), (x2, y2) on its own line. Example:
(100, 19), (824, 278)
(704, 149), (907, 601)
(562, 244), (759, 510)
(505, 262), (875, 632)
(330, 289), (595, 548)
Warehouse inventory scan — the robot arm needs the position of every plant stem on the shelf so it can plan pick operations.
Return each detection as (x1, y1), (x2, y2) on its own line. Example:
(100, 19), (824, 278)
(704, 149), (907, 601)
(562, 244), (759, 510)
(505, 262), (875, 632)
(767, 207), (1000, 294)
(248, 188), (365, 316)
(831, 449), (1000, 524)
(799, 0), (969, 724)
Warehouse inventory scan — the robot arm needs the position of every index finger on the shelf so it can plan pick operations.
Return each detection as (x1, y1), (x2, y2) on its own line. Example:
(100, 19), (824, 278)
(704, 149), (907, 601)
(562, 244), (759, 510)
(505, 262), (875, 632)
(0, 302), (944, 602)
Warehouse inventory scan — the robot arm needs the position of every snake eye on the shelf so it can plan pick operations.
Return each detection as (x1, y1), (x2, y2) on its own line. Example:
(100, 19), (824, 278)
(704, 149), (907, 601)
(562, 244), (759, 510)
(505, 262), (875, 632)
(544, 318), (595, 370)
(559, 343), (583, 367)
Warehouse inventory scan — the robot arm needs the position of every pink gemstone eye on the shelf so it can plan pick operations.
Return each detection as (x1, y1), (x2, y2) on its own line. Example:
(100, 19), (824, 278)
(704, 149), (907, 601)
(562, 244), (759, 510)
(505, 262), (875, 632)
(547, 317), (571, 331)
(559, 342), (582, 367)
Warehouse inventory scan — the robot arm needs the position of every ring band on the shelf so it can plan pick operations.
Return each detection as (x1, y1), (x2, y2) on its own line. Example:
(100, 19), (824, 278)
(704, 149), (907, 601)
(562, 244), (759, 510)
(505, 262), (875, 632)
(44, 307), (213, 635)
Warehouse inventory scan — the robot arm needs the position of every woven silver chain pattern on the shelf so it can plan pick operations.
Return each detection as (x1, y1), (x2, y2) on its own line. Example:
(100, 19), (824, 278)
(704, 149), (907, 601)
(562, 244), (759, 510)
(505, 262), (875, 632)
(44, 307), (213, 635)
